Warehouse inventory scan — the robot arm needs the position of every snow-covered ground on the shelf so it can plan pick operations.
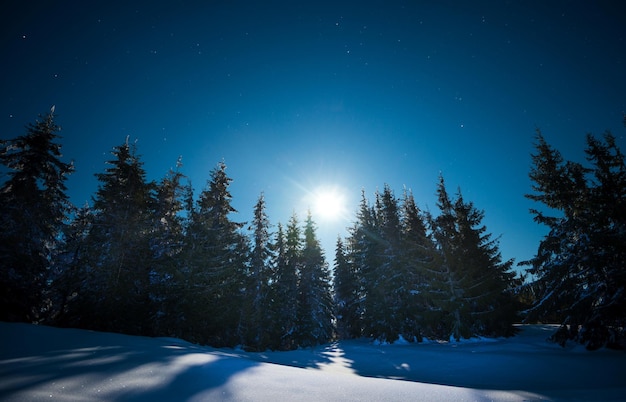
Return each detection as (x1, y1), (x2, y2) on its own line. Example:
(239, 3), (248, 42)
(1, 323), (624, 401)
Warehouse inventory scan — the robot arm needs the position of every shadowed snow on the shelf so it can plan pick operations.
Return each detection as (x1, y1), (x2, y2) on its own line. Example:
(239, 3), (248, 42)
(1, 323), (624, 401)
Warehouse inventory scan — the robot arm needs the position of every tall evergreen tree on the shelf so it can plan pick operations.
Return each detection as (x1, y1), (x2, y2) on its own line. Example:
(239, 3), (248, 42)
(0, 108), (73, 322)
(333, 236), (362, 339)
(242, 193), (275, 350)
(524, 131), (626, 349)
(52, 203), (93, 326)
(270, 214), (301, 350)
(266, 222), (294, 349)
(78, 138), (156, 334)
(182, 161), (248, 346)
(296, 212), (335, 346)
(397, 189), (438, 341)
(431, 176), (516, 340)
(452, 191), (517, 337)
(149, 160), (189, 336)
(352, 190), (386, 340)
(371, 185), (404, 342)
(425, 177), (458, 339)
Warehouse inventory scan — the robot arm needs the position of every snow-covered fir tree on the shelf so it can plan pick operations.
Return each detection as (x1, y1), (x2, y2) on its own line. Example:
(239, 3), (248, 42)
(368, 185), (405, 342)
(149, 162), (190, 337)
(77, 138), (156, 335)
(241, 193), (275, 350)
(431, 176), (516, 340)
(269, 215), (301, 350)
(0, 108), (73, 322)
(397, 189), (438, 342)
(350, 190), (384, 340)
(347, 186), (439, 343)
(344, 179), (517, 343)
(52, 203), (93, 326)
(333, 236), (362, 339)
(524, 131), (626, 349)
(296, 212), (335, 346)
(181, 161), (248, 346)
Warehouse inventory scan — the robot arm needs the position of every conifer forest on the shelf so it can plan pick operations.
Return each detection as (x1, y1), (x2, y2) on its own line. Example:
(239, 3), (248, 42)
(1, 110), (625, 351)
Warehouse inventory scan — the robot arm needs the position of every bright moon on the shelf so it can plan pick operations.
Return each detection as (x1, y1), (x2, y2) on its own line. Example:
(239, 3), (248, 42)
(312, 187), (347, 221)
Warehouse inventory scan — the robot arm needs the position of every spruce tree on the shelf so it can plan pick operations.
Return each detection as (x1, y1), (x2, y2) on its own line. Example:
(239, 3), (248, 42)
(0, 108), (73, 322)
(242, 193), (275, 350)
(52, 203), (93, 326)
(431, 176), (516, 340)
(270, 214), (302, 349)
(80, 138), (156, 334)
(453, 191), (517, 337)
(182, 161), (247, 346)
(149, 161), (189, 336)
(524, 131), (626, 349)
(267, 222), (298, 350)
(373, 185), (404, 342)
(296, 212), (335, 346)
(398, 189), (438, 341)
(333, 236), (362, 339)
(351, 189), (385, 341)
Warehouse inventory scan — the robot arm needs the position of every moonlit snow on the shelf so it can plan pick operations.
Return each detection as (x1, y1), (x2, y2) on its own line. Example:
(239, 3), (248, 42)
(1, 323), (624, 401)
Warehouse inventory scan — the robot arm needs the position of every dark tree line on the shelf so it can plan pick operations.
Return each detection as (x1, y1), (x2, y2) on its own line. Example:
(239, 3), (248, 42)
(334, 182), (518, 343)
(0, 110), (335, 350)
(3, 109), (621, 350)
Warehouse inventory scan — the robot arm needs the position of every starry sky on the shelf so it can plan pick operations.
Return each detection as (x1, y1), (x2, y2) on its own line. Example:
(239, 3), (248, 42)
(2, 1), (625, 271)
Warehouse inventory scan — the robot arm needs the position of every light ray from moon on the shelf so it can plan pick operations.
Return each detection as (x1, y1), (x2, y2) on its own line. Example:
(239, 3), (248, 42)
(311, 186), (348, 222)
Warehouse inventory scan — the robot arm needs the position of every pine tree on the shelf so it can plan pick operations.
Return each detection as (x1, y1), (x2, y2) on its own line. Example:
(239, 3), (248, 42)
(524, 131), (626, 349)
(0, 108), (73, 322)
(398, 189), (438, 341)
(296, 212), (335, 346)
(79, 138), (156, 334)
(582, 133), (626, 347)
(431, 176), (516, 340)
(52, 203), (93, 326)
(350, 189), (388, 340)
(149, 160), (189, 336)
(373, 185), (404, 342)
(242, 193), (275, 350)
(269, 214), (301, 350)
(333, 236), (362, 339)
(182, 161), (247, 346)
(453, 191), (517, 337)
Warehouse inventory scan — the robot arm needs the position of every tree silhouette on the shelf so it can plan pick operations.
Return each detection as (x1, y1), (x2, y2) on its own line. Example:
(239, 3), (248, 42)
(0, 108), (73, 322)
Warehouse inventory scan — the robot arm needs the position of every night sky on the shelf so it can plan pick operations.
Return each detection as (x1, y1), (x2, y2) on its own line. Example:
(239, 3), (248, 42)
(2, 1), (625, 271)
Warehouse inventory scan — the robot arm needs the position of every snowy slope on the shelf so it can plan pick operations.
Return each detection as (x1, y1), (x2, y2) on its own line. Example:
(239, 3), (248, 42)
(1, 323), (624, 401)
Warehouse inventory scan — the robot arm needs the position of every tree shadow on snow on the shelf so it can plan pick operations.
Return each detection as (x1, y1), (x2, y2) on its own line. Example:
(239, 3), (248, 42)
(0, 323), (260, 401)
(236, 327), (625, 401)
(298, 328), (626, 399)
(243, 342), (338, 372)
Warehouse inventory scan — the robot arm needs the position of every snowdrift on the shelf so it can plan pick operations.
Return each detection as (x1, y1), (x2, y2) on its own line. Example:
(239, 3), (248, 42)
(1, 323), (624, 401)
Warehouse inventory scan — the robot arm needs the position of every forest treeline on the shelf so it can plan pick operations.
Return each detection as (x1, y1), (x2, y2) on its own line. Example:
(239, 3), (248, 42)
(1, 110), (624, 350)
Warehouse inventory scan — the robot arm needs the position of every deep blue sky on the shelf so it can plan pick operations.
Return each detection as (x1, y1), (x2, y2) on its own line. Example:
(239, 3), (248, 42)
(2, 1), (625, 271)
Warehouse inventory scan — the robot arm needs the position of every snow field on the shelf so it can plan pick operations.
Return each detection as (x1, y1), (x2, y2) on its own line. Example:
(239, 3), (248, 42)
(1, 323), (624, 401)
